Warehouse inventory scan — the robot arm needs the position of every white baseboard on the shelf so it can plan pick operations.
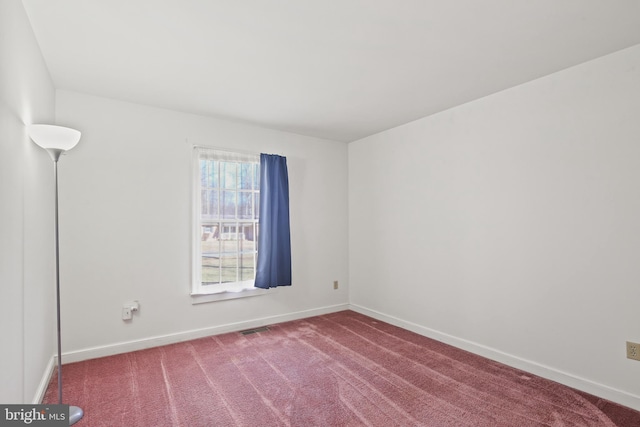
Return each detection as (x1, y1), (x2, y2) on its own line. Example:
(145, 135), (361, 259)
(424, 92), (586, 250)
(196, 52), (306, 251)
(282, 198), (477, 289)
(60, 303), (350, 364)
(32, 356), (55, 404)
(349, 303), (640, 412)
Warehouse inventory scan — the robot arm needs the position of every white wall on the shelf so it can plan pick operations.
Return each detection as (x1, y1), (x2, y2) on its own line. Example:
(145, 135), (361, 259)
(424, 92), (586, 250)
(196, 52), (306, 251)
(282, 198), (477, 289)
(0, 0), (56, 403)
(54, 91), (349, 358)
(349, 44), (640, 409)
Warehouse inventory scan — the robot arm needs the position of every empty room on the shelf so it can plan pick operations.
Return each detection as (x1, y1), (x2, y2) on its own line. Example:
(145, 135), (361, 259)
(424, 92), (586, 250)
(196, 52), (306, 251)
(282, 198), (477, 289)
(2, 1), (640, 426)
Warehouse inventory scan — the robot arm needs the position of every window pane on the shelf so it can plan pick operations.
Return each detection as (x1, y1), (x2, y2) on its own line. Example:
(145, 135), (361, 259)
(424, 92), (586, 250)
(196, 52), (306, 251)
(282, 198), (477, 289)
(238, 192), (253, 219)
(220, 240), (238, 283)
(201, 189), (208, 216)
(201, 225), (220, 284)
(200, 160), (207, 187)
(210, 190), (219, 219)
(253, 193), (260, 219)
(200, 160), (218, 188)
(240, 163), (253, 190)
(202, 189), (219, 219)
(245, 223), (256, 242)
(221, 162), (237, 190)
(240, 254), (255, 281)
(222, 191), (236, 219)
(210, 161), (219, 188)
(239, 225), (256, 281)
(254, 223), (260, 253)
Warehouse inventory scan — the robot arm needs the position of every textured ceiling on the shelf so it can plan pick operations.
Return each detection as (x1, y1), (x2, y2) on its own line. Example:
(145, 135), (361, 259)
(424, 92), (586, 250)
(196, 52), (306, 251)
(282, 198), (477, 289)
(22, 0), (640, 142)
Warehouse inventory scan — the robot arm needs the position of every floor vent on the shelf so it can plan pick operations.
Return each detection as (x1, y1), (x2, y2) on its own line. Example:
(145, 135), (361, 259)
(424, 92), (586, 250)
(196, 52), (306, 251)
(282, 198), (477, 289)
(240, 326), (270, 335)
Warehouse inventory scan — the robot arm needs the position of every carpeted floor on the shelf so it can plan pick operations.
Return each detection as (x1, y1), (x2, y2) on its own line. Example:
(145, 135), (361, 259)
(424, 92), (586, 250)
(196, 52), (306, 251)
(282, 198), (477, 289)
(44, 310), (640, 426)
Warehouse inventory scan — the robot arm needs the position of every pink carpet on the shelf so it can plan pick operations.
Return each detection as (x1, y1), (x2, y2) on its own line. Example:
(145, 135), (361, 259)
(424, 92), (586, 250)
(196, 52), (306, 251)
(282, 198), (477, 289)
(43, 310), (640, 426)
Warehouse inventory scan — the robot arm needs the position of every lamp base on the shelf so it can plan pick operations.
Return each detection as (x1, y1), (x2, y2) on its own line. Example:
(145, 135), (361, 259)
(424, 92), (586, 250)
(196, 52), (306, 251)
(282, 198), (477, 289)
(69, 406), (83, 425)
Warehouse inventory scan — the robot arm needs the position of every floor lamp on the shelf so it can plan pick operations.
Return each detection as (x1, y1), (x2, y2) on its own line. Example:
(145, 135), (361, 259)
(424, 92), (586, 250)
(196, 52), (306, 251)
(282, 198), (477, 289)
(28, 124), (84, 426)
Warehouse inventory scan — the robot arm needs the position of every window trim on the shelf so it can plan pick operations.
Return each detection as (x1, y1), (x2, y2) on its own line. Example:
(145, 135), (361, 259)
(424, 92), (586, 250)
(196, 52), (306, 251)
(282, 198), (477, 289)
(191, 287), (273, 304)
(191, 146), (264, 300)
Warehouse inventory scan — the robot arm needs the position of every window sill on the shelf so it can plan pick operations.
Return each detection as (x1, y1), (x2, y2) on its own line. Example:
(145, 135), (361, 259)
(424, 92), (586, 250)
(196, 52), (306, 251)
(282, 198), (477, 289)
(190, 287), (274, 304)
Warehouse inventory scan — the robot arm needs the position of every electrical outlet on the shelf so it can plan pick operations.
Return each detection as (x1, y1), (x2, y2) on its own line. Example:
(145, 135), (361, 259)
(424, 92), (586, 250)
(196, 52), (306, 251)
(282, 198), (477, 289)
(333, 280), (339, 290)
(627, 341), (640, 361)
(122, 307), (132, 321)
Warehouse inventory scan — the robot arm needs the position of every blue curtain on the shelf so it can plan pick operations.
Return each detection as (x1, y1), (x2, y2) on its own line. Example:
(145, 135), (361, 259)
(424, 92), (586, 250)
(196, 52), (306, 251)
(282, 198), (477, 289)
(254, 153), (292, 289)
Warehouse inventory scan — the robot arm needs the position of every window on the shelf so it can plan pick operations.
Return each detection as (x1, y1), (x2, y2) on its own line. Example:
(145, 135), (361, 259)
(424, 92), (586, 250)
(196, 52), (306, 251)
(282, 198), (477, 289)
(192, 148), (260, 295)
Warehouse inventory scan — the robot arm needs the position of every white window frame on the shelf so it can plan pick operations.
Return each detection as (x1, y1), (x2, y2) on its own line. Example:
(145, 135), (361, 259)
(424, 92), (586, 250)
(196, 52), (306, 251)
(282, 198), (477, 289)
(191, 147), (268, 302)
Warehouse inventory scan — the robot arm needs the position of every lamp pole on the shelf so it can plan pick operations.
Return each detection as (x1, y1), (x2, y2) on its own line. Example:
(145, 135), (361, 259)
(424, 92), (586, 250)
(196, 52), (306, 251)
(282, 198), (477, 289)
(53, 154), (63, 405)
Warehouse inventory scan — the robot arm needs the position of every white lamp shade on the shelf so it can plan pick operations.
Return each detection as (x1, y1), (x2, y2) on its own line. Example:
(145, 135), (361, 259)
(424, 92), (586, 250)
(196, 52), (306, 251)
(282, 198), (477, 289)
(28, 124), (81, 151)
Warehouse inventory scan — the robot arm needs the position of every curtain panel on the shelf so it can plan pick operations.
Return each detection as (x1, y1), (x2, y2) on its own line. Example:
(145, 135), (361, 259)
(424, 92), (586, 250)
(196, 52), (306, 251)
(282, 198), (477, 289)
(254, 153), (292, 288)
